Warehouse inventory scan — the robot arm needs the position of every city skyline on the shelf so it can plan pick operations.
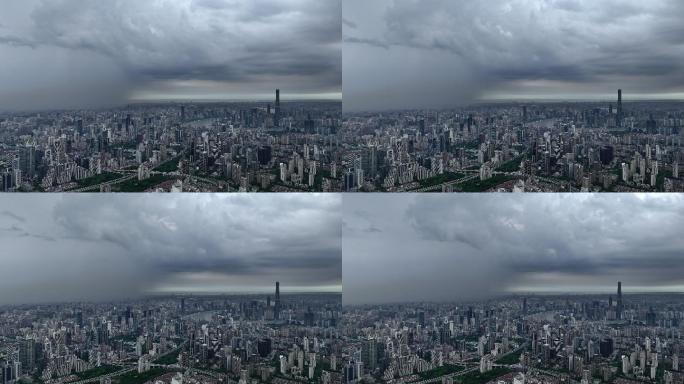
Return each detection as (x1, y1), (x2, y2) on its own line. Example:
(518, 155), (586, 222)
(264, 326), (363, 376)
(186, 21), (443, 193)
(341, 290), (684, 383)
(0, 194), (342, 305)
(343, 194), (684, 305)
(0, 292), (342, 383)
(0, 0), (342, 111)
(4, 1), (684, 383)
(343, 0), (684, 111)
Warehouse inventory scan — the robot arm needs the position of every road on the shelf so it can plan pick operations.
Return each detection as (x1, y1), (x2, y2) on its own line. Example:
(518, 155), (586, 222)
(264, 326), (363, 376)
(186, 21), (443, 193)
(67, 173), (136, 192)
(409, 343), (528, 384)
(151, 171), (226, 188)
(152, 339), (187, 365)
(410, 174), (479, 192)
(67, 340), (188, 384)
(67, 366), (136, 384)
(409, 366), (478, 384)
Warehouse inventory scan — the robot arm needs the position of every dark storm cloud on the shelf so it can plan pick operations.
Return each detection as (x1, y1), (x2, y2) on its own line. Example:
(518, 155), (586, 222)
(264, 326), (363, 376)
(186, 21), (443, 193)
(0, 194), (341, 305)
(0, 0), (341, 110)
(343, 194), (684, 305)
(0, 210), (25, 222)
(344, 37), (389, 50)
(343, 0), (684, 111)
(342, 18), (357, 29)
(0, 35), (37, 48)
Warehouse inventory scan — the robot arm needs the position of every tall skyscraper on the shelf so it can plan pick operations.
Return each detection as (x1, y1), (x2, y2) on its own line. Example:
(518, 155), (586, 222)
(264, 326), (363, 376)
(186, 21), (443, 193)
(275, 89), (281, 128)
(369, 145), (378, 178)
(361, 338), (378, 372)
(616, 89), (623, 128)
(344, 169), (355, 191)
(257, 338), (272, 358)
(18, 337), (35, 373)
(19, 145), (35, 179)
(599, 145), (614, 165)
(617, 281), (623, 320)
(274, 281), (281, 320)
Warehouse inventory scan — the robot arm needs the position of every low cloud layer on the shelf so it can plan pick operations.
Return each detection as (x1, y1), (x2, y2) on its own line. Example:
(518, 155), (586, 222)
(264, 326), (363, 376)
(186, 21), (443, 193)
(0, 194), (341, 305)
(343, 0), (684, 111)
(0, 0), (341, 110)
(343, 194), (684, 305)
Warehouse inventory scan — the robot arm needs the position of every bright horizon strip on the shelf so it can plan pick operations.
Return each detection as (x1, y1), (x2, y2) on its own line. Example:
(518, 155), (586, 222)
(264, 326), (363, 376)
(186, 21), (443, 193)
(342, 286), (684, 306)
(480, 93), (684, 102)
(149, 285), (342, 295)
(507, 285), (684, 295)
(130, 92), (342, 102)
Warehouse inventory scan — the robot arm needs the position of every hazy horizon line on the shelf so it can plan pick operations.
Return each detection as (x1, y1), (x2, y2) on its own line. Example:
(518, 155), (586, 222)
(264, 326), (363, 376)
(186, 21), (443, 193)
(343, 97), (684, 114)
(344, 290), (684, 307)
(0, 98), (342, 115)
(0, 290), (342, 308)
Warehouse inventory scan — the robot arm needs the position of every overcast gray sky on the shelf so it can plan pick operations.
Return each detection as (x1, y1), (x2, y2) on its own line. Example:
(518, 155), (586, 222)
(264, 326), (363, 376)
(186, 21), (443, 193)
(0, 194), (341, 305)
(343, 194), (684, 305)
(0, 0), (341, 111)
(343, 0), (684, 111)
